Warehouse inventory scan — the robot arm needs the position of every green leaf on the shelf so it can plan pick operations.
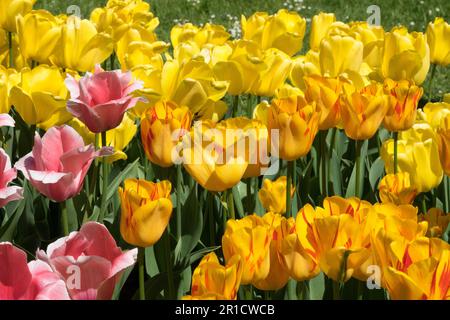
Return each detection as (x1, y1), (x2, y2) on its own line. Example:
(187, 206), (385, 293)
(0, 182), (29, 241)
(145, 246), (160, 277)
(345, 140), (368, 198)
(111, 265), (134, 300)
(106, 158), (139, 201)
(309, 272), (325, 300)
(232, 185), (244, 218)
(369, 157), (385, 191)
(188, 246), (221, 265)
(174, 184), (203, 266)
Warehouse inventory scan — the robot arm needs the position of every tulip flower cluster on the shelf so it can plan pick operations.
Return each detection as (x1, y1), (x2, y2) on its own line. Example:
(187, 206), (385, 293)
(0, 0), (449, 301)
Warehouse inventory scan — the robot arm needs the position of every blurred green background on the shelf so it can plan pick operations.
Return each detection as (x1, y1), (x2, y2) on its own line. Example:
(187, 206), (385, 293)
(35, 0), (450, 97)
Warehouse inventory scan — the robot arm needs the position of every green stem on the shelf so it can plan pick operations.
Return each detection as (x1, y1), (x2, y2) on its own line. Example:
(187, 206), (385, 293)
(60, 201), (69, 236)
(393, 132), (398, 174)
(246, 178), (252, 213)
(99, 131), (108, 222)
(427, 64), (437, 102)
(328, 128), (337, 195)
(320, 131), (328, 196)
(176, 164), (182, 240)
(245, 285), (254, 300)
(332, 281), (341, 300)
(8, 32), (13, 69)
(286, 160), (294, 217)
(246, 94), (253, 118)
(138, 247), (146, 300)
(163, 230), (175, 299)
(109, 53), (115, 70)
(421, 196), (427, 214)
(208, 192), (215, 246)
(227, 189), (235, 220)
(232, 95), (239, 117)
(445, 176), (449, 213)
(355, 140), (363, 198)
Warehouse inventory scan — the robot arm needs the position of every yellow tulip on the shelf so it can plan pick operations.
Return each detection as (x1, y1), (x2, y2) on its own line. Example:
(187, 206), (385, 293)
(310, 12), (336, 51)
(253, 213), (290, 291)
(250, 48), (292, 97)
(130, 64), (163, 118)
(119, 179), (172, 247)
(242, 9), (306, 56)
(0, 67), (19, 113)
(282, 204), (320, 281)
(133, 58), (228, 121)
(171, 23), (230, 48)
(258, 176), (294, 214)
(213, 40), (266, 96)
(91, 0), (159, 42)
(173, 42), (232, 66)
(268, 92), (320, 161)
(373, 234), (450, 300)
(372, 203), (428, 243)
(221, 117), (269, 179)
(304, 75), (344, 130)
(16, 10), (61, 65)
(0, 0), (36, 33)
(0, 27), (27, 69)
(378, 173), (417, 205)
(384, 248), (450, 300)
(436, 115), (450, 175)
(141, 100), (192, 168)
(222, 214), (271, 285)
(381, 122), (443, 193)
(311, 197), (375, 282)
(69, 114), (137, 163)
(381, 26), (430, 85)
(289, 51), (321, 90)
(422, 102), (450, 129)
(419, 208), (450, 238)
(181, 119), (248, 192)
(50, 16), (114, 72)
(319, 35), (364, 78)
(253, 100), (270, 126)
(383, 79), (423, 132)
(184, 252), (243, 300)
(9, 65), (71, 129)
(115, 25), (168, 70)
(426, 17), (450, 66)
(340, 82), (389, 140)
(161, 59), (228, 121)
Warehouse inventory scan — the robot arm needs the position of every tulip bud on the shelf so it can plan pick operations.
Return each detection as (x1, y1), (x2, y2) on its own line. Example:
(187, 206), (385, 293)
(426, 17), (450, 66)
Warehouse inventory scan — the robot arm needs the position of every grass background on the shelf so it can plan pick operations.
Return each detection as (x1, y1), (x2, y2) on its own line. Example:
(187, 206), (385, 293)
(35, 0), (450, 97)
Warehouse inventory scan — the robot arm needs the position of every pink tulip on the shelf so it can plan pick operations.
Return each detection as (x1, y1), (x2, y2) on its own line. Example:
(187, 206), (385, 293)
(0, 148), (23, 207)
(65, 65), (143, 133)
(37, 222), (137, 300)
(0, 242), (70, 300)
(0, 114), (14, 127)
(15, 125), (113, 202)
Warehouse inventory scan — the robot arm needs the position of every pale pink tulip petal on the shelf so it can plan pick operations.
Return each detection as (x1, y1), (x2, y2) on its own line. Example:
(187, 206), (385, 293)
(0, 242), (32, 300)
(66, 67), (142, 132)
(51, 255), (112, 300)
(64, 75), (80, 99)
(16, 125), (105, 202)
(0, 186), (24, 208)
(37, 222), (138, 300)
(0, 149), (16, 186)
(28, 260), (70, 300)
(0, 114), (14, 127)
